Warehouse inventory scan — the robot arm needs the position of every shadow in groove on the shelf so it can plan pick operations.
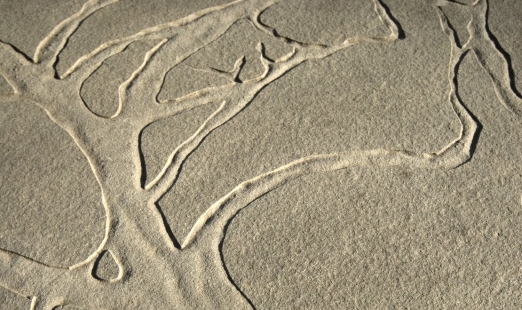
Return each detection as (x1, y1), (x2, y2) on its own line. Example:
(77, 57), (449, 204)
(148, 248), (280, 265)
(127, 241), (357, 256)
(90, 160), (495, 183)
(484, 2), (522, 98)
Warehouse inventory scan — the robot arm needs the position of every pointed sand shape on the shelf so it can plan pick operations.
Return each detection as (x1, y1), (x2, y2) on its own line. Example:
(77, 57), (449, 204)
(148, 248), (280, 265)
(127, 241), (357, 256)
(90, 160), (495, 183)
(91, 250), (123, 282)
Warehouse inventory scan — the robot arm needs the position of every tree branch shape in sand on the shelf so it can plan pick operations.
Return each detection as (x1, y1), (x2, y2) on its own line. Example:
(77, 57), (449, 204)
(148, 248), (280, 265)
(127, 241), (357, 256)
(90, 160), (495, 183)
(0, 0), (519, 308)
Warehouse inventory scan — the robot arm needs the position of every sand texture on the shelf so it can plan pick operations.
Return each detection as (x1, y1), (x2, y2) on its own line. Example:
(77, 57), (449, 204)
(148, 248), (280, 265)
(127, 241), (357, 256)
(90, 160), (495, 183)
(0, 0), (521, 308)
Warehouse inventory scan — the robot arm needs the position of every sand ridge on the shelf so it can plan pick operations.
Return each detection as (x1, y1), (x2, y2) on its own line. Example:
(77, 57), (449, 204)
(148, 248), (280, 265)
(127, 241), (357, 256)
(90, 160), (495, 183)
(1, 0), (521, 308)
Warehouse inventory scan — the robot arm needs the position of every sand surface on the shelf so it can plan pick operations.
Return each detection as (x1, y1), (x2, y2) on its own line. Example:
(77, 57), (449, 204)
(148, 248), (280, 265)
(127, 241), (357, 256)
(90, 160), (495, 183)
(0, 0), (521, 309)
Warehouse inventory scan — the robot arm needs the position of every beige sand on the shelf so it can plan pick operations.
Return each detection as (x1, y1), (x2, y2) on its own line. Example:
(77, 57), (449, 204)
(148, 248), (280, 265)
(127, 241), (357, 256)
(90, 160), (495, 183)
(0, 0), (521, 308)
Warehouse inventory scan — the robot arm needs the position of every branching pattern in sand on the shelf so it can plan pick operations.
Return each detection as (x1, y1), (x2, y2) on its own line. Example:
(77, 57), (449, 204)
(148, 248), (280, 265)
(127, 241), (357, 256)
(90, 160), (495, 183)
(0, 0), (520, 308)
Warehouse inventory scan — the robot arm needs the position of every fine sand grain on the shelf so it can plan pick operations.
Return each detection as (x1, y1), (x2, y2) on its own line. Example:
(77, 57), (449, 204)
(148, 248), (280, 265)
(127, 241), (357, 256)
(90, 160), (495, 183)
(1, 0), (521, 308)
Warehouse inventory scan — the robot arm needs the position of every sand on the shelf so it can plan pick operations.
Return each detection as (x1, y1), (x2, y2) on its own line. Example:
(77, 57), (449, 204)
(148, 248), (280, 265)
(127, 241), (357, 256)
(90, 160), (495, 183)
(0, 0), (521, 309)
